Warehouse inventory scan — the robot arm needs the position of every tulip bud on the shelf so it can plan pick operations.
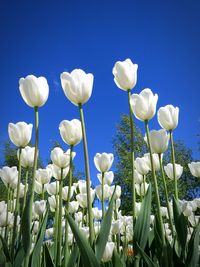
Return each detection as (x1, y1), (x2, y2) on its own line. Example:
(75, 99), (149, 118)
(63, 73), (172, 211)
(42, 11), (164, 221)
(59, 119), (82, 146)
(102, 242), (115, 262)
(68, 201), (79, 214)
(46, 181), (57, 195)
(34, 200), (46, 216)
(76, 189), (95, 208)
(188, 162), (200, 178)
(51, 147), (75, 168)
(8, 122), (33, 147)
(60, 69), (94, 106)
(19, 75), (49, 108)
(0, 201), (6, 214)
(130, 88), (158, 121)
(112, 58), (138, 91)
(75, 211), (83, 223)
(17, 146), (35, 168)
(0, 166), (18, 189)
(48, 164), (69, 181)
(62, 186), (75, 201)
(48, 195), (57, 212)
(157, 105), (179, 131)
(111, 219), (122, 235)
(92, 207), (102, 220)
(164, 163), (183, 180)
(95, 184), (111, 201)
(94, 153), (114, 173)
(135, 182), (149, 196)
(110, 185), (121, 199)
(36, 167), (52, 185)
(134, 157), (150, 175)
(144, 129), (169, 154)
(144, 153), (161, 171)
(97, 171), (114, 185)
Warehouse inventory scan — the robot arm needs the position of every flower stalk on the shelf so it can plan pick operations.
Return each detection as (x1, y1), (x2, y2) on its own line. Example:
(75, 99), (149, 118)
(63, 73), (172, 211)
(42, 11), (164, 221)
(169, 130), (178, 199)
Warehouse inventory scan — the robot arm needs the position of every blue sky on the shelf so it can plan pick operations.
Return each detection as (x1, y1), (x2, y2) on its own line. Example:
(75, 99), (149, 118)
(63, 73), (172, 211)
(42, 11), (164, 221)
(0, 0), (200, 186)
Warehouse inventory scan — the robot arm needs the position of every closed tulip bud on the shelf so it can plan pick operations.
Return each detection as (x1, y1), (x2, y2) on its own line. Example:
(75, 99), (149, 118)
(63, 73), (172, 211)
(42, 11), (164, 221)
(134, 157), (150, 175)
(51, 147), (75, 168)
(135, 182), (149, 196)
(17, 146), (35, 168)
(96, 184), (111, 201)
(157, 105), (179, 131)
(102, 242), (115, 262)
(130, 88), (158, 121)
(68, 201), (79, 214)
(8, 122), (33, 147)
(164, 163), (183, 180)
(48, 164), (69, 180)
(59, 119), (82, 146)
(62, 186), (75, 201)
(112, 58), (138, 91)
(19, 75), (49, 108)
(188, 162), (200, 178)
(94, 153), (114, 173)
(36, 167), (52, 185)
(48, 195), (56, 212)
(17, 183), (27, 198)
(134, 169), (143, 184)
(144, 129), (169, 154)
(0, 166), (18, 188)
(46, 181), (57, 195)
(116, 198), (121, 209)
(144, 153), (161, 171)
(34, 200), (46, 216)
(97, 171), (114, 185)
(60, 69), (94, 106)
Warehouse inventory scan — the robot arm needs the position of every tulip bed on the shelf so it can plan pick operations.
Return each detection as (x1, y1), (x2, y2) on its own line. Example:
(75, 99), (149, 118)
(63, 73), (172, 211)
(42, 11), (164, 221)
(0, 59), (200, 267)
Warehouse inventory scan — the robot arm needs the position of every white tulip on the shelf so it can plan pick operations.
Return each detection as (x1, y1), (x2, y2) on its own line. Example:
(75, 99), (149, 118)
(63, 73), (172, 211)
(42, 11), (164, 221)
(0, 166), (18, 189)
(145, 129), (169, 154)
(97, 171), (114, 185)
(68, 201), (79, 214)
(135, 182), (149, 196)
(77, 180), (88, 194)
(134, 157), (150, 175)
(34, 180), (47, 195)
(60, 69), (94, 106)
(94, 153), (114, 173)
(19, 75), (49, 108)
(130, 88), (158, 121)
(32, 221), (39, 234)
(0, 201), (6, 214)
(144, 153), (161, 171)
(111, 219), (122, 235)
(0, 211), (14, 227)
(92, 208), (102, 220)
(157, 105), (179, 131)
(51, 147), (75, 168)
(116, 198), (121, 210)
(110, 185), (121, 199)
(17, 146), (35, 168)
(36, 167), (52, 185)
(59, 119), (82, 146)
(102, 242), (115, 262)
(160, 207), (169, 218)
(8, 122), (33, 147)
(76, 189), (95, 208)
(95, 184), (111, 201)
(34, 200), (46, 216)
(48, 164), (69, 181)
(75, 211), (83, 223)
(48, 195), (56, 212)
(45, 228), (54, 239)
(164, 163), (183, 180)
(188, 162), (200, 178)
(46, 181), (57, 195)
(62, 186), (75, 201)
(134, 169), (143, 184)
(112, 58), (138, 91)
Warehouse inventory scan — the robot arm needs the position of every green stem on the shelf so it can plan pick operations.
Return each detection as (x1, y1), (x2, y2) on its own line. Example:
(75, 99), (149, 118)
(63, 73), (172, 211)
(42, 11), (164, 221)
(54, 181), (59, 262)
(5, 185), (10, 241)
(102, 172), (105, 219)
(127, 89), (135, 245)
(158, 154), (174, 237)
(145, 120), (165, 246)
(64, 145), (73, 267)
(11, 146), (22, 260)
(22, 169), (29, 212)
(78, 104), (94, 245)
(57, 168), (63, 267)
(24, 107), (39, 267)
(41, 184), (44, 200)
(169, 130), (178, 199)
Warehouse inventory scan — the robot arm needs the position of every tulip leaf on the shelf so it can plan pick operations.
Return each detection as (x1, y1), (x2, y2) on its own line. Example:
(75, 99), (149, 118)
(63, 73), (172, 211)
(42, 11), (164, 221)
(186, 223), (200, 267)
(0, 234), (11, 262)
(44, 244), (54, 267)
(66, 213), (100, 267)
(95, 186), (116, 262)
(135, 242), (157, 267)
(14, 247), (24, 267)
(112, 249), (124, 267)
(66, 244), (79, 267)
(0, 239), (6, 267)
(172, 197), (187, 255)
(134, 183), (152, 251)
(31, 208), (49, 267)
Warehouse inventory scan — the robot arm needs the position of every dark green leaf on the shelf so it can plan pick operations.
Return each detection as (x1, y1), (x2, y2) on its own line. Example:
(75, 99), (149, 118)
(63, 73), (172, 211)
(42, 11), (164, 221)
(186, 223), (200, 267)
(14, 247), (24, 267)
(66, 213), (100, 267)
(112, 249), (124, 267)
(44, 244), (54, 267)
(135, 242), (157, 267)
(0, 234), (11, 262)
(95, 186), (116, 262)
(0, 240), (6, 267)
(21, 195), (31, 255)
(66, 245), (79, 267)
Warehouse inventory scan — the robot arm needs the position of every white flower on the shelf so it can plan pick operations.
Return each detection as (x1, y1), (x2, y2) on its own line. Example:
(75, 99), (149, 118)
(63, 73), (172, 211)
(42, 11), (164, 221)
(34, 200), (46, 216)
(68, 201), (79, 214)
(46, 181), (57, 195)
(145, 129), (169, 154)
(48, 195), (56, 212)
(157, 105), (179, 131)
(97, 171), (114, 185)
(36, 167), (52, 185)
(76, 189), (95, 208)
(59, 119), (82, 146)
(51, 147), (75, 168)
(164, 163), (183, 180)
(135, 182), (149, 196)
(134, 157), (150, 175)
(188, 162), (200, 178)
(17, 146), (35, 168)
(111, 220), (122, 235)
(34, 180), (47, 195)
(0, 166), (18, 189)
(92, 208), (102, 220)
(60, 69), (94, 106)
(134, 170), (143, 184)
(75, 211), (83, 223)
(62, 186), (75, 201)
(8, 122), (33, 147)
(130, 88), (158, 121)
(144, 153), (161, 172)
(19, 75), (49, 108)
(102, 242), (115, 262)
(95, 184), (111, 201)
(48, 164), (69, 181)
(110, 185), (121, 199)
(94, 153), (114, 173)
(112, 58), (138, 91)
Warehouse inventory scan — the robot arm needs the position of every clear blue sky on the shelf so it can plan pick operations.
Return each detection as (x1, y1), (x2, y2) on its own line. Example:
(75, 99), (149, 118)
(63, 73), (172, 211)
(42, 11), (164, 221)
(0, 0), (199, 186)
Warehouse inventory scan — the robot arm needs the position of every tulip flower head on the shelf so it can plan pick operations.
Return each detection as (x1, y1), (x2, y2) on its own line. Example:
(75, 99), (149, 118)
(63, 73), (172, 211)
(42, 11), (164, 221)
(97, 171), (114, 185)
(17, 146), (35, 168)
(144, 129), (169, 154)
(0, 166), (18, 189)
(51, 147), (75, 168)
(60, 69), (94, 106)
(157, 105), (179, 131)
(59, 119), (82, 146)
(8, 122), (33, 148)
(94, 153), (114, 173)
(188, 162), (200, 178)
(112, 58), (138, 91)
(164, 163), (183, 180)
(19, 75), (49, 108)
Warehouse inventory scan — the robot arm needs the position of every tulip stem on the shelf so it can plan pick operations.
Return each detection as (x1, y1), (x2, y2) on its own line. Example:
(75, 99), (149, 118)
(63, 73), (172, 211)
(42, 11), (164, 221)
(54, 181), (59, 262)
(11, 146), (22, 260)
(102, 172), (105, 219)
(64, 145), (73, 267)
(5, 185), (10, 241)
(24, 106), (39, 267)
(22, 169), (29, 212)
(57, 168), (63, 267)
(144, 120), (165, 246)
(169, 130), (178, 199)
(78, 104), (94, 245)
(158, 153), (174, 237)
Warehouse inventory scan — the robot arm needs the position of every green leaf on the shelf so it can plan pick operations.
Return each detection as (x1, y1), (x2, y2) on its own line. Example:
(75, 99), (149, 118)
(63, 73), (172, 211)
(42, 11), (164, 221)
(66, 213), (100, 267)
(95, 186), (116, 262)
(0, 240), (6, 267)
(31, 208), (49, 267)
(135, 242), (157, 267)
(186, 223), (200, 267)
(14, 247), (24, 267)
(0, 234), (11, 262)
(21, 195), (31, 255)
(66, 245), (79, 267)
(134, 184), (152, 250)
(44, 244), (54, 267)
(172, 197), (187, 255)
(112, 249), (124, 267)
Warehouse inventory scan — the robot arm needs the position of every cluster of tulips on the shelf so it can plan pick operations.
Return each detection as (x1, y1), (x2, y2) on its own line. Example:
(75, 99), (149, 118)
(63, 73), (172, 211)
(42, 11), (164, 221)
(0, 58), (199, 267)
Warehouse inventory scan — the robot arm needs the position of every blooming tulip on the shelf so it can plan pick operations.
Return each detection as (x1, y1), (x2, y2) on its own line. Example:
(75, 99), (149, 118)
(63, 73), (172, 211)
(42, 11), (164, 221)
(97, 171), (114, 185)
(51, 147), (75, 168)
(130, 88), (158, 121)
(46, 181), (57, 195)
(188, 162), (200, 178)
(17, 146), (35, 168)
(68, 201), (79, 214)
(157, 105), (179, 131)
(96, 184), (111, 201)
(134, 157), (150, 175)
(59, 119), (82, 146)
(35, 180), (47, 195)
(102, 242), (115, 262)
(94, 153), (114, 173)
(110, 185), (121, 199)
(76, 189), (95, 208)
(62, 186), (75, 201)
(164, 163), (183, 180)
(36, 167), (52, 185)
(145, 129), (169, 154)
(48, 164), (69, 180)
(135, 182), (149, 196)
(60, 69), (94, 106)
(19, 75), (49, 108)
(34, 200), (46, 216)
(48, 195), (56, 212)
(0, 166), (18, 188)
(112, 58), (138, 91)
(144, 153), (161, 171)
(8, 122), (32, 147)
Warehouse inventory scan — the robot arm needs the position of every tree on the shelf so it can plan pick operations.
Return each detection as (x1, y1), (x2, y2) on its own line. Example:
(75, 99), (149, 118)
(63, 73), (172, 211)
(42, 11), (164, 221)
(112, 114), (199, 214)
